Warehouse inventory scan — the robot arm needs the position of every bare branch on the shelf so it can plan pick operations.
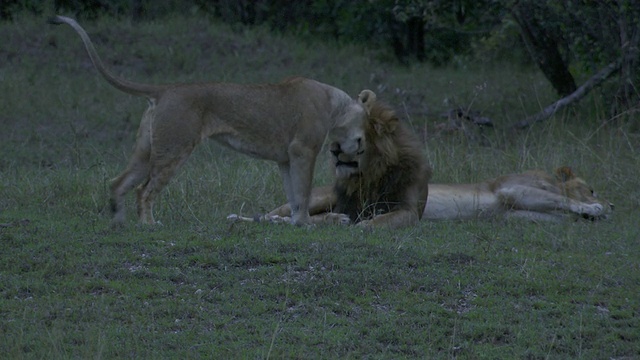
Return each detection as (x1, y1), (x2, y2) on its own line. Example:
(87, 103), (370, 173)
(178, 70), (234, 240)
(510, 58), (623, 129)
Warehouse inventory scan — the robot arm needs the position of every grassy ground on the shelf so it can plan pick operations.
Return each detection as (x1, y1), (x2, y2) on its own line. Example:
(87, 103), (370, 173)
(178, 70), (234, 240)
(1, 15), (639, 359)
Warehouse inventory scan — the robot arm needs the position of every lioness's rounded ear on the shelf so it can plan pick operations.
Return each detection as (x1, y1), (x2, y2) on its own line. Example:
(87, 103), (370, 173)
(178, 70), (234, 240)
(555, 166), (575, 182)
(358, 89), (376, 114)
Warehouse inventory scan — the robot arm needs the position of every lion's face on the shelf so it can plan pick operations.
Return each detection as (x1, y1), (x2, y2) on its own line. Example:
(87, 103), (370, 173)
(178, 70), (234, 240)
(561, 174), (614, 219)
(330, 139), (362, 178)
(329, 103), (366, 167)
(329, 90), (377, 179)
(331, 96), (402, 180)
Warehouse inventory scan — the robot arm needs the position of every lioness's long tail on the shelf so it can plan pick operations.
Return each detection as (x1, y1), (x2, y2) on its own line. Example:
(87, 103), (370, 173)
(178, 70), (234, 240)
(48, 15), (161, 98)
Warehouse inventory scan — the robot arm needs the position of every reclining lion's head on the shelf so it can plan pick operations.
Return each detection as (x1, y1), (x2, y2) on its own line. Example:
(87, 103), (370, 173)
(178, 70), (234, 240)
(556, 166), (614, 219)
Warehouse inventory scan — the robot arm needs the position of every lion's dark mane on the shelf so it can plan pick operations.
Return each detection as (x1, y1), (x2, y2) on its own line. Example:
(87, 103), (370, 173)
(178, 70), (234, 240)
(334, 102), (431, 223)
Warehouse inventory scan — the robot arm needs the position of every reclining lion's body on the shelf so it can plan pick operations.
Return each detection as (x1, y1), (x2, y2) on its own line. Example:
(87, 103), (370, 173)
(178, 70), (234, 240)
(425, 168), (612, 221)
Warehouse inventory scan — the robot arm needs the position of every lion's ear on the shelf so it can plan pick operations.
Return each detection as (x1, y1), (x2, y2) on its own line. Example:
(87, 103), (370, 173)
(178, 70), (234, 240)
(372, 115), (399, 135)
(555, 166), (576, 182)
(358, 89), (376, 114)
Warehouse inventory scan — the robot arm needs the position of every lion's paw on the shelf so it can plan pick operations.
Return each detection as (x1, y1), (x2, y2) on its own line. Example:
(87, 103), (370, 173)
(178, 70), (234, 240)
(356, 219), (373, 230)
(323, 213), (351, 225)
(581, 203), (604, 216)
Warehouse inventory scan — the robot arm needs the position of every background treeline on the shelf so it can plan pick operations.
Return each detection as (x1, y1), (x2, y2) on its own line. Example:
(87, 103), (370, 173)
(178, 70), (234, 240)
(3, 0), (639, 116)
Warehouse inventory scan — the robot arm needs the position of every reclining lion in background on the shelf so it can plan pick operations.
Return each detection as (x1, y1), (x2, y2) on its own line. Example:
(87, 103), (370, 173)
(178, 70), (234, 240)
(49, 15), (375, 226)
(425, 166), (612, 222)
(229, 100), (432, 228)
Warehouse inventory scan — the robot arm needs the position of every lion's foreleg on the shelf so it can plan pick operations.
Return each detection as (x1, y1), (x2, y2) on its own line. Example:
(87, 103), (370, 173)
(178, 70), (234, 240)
(505, 210), (567, 222)
(226, 213), (292, 223)
(362, 208), (420, 229)
(496, 186), (604, 216)
(362, 182), (428, 228)
(312, 212), (351, 225)
(266, 202), (293, 218)
(265, 185), (336, 219)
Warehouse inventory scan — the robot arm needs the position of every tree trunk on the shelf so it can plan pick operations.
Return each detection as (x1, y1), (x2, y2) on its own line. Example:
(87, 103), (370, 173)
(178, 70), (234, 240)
(391, 16), (425, 64)
(511, 2), (577, 97)
(131, 0), (143, 21)
(407, 17), (426, 62)
(611, 2), (640, 115)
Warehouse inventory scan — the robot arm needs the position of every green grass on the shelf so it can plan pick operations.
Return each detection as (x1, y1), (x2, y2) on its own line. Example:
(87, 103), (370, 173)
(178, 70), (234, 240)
(1, 14), (639, 359)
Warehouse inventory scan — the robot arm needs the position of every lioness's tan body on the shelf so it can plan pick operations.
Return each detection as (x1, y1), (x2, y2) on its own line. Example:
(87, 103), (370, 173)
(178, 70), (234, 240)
(50, 15), (374, 225)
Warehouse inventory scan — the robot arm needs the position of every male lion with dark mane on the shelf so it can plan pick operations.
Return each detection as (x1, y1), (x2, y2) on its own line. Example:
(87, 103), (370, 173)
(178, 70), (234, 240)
(230, 118), (612, 225)
(49, 15), (375, 226)
(229, 100), (432, 228)
(233, 165), (612, 225)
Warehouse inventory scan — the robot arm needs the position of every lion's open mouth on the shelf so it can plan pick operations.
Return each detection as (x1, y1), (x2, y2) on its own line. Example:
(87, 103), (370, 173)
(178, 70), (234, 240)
(334, 158), (360, 178)
(336, 160), (359, 168)
(332, 147), (361, 177)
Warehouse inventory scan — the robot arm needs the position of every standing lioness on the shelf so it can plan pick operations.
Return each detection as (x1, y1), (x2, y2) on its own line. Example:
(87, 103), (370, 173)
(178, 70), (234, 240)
(49, 15), (375, 226)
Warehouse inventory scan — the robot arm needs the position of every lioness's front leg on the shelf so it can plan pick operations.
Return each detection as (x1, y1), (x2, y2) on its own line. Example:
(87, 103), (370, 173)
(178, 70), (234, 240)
(277, 163), (296, 215)
(278, 162), (311, 225)
(360, 178), (428, 228)
(283, 142), (319, 225)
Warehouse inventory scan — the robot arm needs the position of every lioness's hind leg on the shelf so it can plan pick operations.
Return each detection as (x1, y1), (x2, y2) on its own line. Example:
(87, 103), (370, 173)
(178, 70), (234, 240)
(110, 152), (151, 225)
(110, 105), (155, 225)
(111, 170), (148, 225)
(136, 146), (194, 224)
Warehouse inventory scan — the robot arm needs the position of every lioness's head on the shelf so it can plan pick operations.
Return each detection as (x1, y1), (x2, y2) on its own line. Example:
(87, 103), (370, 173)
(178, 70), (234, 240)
(330, 89), (376, 178)
(332, 96), (407, 180)
(556, 166), (614, 219)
